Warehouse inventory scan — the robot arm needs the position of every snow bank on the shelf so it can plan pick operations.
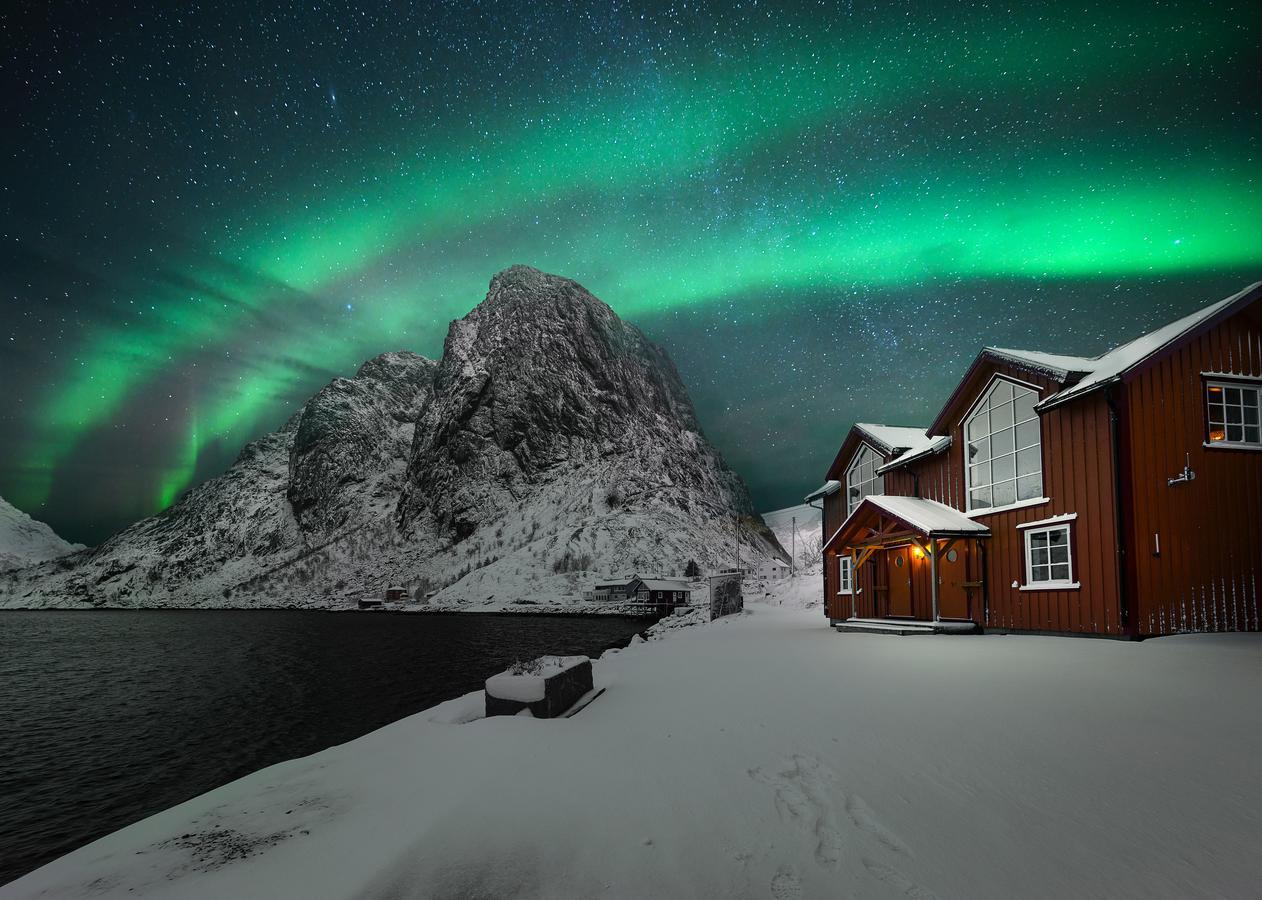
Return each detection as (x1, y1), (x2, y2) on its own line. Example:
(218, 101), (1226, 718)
(6, 607), (1262, 899)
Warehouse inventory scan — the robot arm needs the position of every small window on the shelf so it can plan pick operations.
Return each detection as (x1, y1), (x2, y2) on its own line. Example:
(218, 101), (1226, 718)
(1207, 381), (1262, 446)
(1024, 524), (1074, 587)
(838, 556), (853, 595)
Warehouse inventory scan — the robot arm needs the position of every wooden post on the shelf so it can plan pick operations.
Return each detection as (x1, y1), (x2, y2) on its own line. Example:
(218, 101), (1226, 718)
(929, 536), (941, 622)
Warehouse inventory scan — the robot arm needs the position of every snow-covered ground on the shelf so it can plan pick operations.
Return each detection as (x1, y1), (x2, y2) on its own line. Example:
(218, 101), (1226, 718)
(7, 599), (1262, 898)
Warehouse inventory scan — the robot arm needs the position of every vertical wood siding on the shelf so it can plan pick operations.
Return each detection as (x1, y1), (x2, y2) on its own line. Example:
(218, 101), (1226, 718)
(881, 361), (1124, 634)
(1123, 305), (1262, 635)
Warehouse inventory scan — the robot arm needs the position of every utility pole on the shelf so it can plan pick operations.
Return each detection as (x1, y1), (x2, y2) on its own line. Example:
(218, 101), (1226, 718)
(791, 516), (797, 577)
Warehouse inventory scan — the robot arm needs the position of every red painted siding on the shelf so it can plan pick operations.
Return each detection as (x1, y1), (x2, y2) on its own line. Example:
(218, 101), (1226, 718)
(1122, 304), (1262, 635)
(886, 361), (1124, 634)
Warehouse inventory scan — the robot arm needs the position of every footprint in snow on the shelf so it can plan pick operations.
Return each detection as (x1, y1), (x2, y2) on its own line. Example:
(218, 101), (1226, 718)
(863, 858), (938, 900)
(748, 755), (845, 869)
(770, 866), (803, 900)
(845, 794), (912, 856)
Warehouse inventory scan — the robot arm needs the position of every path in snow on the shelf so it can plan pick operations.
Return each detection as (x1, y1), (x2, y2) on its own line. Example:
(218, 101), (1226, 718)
(5, 603), (1262, 898)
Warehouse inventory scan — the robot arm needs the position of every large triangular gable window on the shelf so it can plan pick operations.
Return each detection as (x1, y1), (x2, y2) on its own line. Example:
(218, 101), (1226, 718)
(965, 378), (1042, 511)
(846, 443), (883, 516)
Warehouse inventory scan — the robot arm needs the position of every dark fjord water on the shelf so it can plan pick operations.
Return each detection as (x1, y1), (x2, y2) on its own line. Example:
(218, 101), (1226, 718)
(0, 610), (648, 886)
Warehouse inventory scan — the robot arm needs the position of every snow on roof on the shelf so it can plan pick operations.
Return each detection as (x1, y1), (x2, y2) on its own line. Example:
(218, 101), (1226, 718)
(876, 435), (952, 475)
(983, 348), (1095, 380)
(859, 495), (990, 536)
(639, 579), (692, 592)
(995, 282), (1261, 410)
(854, 423), (934, 453)
(804, 480), (840, 501)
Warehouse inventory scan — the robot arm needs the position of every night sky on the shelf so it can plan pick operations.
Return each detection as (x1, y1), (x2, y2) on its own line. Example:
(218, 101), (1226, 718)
(2, 1), (1258, 545)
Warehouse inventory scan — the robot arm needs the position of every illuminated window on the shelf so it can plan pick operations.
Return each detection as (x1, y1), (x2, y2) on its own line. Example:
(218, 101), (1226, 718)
(837, 556), (853, 595)
(846, 443), (883, 516)
(965, 378), (1042, 511)
(1024, 524), (1074, 588)
(1206, 381), (1261, 446)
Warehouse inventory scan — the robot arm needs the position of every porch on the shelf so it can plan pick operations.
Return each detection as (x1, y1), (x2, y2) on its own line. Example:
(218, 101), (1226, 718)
(832, 617), (979, 636)
(824, 495), (991, 631)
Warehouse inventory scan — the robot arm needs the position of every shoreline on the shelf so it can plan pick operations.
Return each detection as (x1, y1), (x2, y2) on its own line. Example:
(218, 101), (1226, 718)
(5, 601), (1261, 898)
(0, 604), (670, 619)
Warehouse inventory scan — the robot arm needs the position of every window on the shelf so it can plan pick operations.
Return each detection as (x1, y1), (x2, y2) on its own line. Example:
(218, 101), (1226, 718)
(1024, 524), (1074, 587)
(965, 378), (1042, 511)
(837, 556), (853, 594)
(846, 443), (883, 515)
(1206, 381), (1261, 446)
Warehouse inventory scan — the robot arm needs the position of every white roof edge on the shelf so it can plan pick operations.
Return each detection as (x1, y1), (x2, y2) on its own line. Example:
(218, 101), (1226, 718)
(825, 494), (989, 550)
(876, 436), (952, 474)
(1039, 281), (1262, 410)
(804, 480), (840, 502)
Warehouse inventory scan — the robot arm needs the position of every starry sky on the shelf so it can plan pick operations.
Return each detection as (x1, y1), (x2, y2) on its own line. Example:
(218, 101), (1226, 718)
(2, 1), (1259, 545)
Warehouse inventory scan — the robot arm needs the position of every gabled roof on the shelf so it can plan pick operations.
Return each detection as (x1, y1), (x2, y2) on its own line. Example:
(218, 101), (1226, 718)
(859, 495), (989, 537)
(804, 480), (840, 502)
(927, 281), (1262, 433)
(825, 423), (935, 481)
(823, 494), (989, 553)
(981, 348), (1095, 381)
(639, 579), (692, 592)
(1036, 280), (1262, 410)
(854, 423), (935, 455)
(876, 435), (951, 475)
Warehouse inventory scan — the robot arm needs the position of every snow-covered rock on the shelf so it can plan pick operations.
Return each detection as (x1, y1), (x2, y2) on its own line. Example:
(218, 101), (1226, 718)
(0, 267), (783, 609)
(0, 496), (84, 572)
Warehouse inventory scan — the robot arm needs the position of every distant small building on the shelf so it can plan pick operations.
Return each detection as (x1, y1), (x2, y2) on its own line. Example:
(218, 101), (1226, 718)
(384, 586), (409, 602)
(584, 576), (641, 602)
(358, 598), (384, 610)
(584, 574), (692, 607)
(633, 578), (692, 606)
(757, 559), (791, 580)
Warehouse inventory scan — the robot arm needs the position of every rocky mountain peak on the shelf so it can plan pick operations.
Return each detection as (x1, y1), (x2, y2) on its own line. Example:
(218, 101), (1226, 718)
(402, 267), (741, 540)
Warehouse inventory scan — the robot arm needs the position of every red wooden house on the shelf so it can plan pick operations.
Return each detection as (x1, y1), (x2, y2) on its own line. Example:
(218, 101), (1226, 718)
(812, 281), (1262, 637)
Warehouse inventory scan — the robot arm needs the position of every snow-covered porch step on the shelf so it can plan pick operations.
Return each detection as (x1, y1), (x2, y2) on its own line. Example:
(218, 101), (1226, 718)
(834, 617), (978, 636)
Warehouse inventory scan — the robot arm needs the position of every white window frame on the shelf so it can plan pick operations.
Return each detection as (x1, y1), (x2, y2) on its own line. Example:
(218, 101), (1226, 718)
(846, 443), (884, 516)
(837, 555), (853, 595)
(1205, 379), (1262, 448)
(1022, 523), (1078, 590)
(963, 376), (1044, 512)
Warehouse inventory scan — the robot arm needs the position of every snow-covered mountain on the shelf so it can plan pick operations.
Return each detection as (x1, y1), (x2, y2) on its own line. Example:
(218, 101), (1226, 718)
(0, 496), (85, 572)
(1, 266), (782, 609)
(759, 503), (823, 569)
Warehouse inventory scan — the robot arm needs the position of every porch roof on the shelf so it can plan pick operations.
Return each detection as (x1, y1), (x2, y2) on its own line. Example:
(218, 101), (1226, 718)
(824, 495), (989, 553)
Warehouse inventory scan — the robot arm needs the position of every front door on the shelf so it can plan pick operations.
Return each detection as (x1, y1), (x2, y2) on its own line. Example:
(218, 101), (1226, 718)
(937, 544), (970, 620)
(888, 548), (912, 617)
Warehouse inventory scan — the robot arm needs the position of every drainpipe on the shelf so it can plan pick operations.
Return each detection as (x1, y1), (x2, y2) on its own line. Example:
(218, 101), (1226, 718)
(1106, 385), (1131, 635)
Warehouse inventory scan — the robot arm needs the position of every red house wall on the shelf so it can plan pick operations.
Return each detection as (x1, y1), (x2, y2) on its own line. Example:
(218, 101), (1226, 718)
(894, 361), (1124, 634)
(1122, 303), (1262, 635)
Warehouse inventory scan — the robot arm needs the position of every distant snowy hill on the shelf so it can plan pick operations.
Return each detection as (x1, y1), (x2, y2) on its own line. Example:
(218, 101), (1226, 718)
(1, 266), (783, 609)
(0, 496), (85, 572)
(759, 503), (822, 569)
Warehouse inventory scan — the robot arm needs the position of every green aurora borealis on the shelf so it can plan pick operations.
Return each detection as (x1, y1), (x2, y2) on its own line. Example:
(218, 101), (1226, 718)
(3, 1), (1259, 543)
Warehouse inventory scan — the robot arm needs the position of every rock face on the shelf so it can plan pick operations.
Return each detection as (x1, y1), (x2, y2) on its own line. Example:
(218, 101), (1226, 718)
(1, 267), (783, 609)
(290, 351), (436, 537)
(0, 496), (85, 572)
(403, 266), (752, 538)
